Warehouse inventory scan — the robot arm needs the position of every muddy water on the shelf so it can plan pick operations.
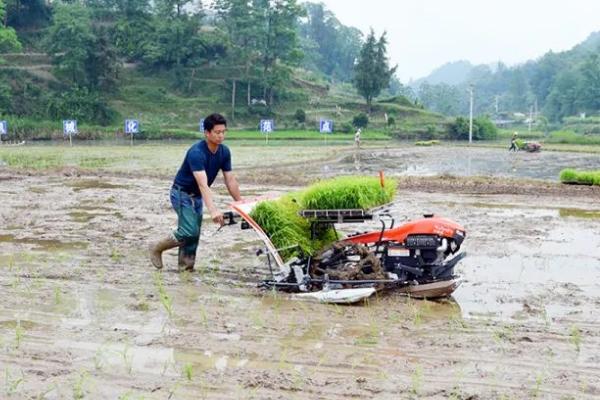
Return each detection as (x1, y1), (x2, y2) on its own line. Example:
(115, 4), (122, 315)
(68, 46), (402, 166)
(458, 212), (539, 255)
(334, 146), (600, 180)
(1, 156), (600, 398)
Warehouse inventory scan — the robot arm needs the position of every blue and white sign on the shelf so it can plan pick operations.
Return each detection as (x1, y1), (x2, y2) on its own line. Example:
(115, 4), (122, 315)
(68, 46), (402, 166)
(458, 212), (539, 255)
(63, 120), (78, 136)
(199, 118), (205, 132)
(320, 119), (333, 133)
(260, 119), (274, 133)
(124, 119), (139, 135)
(0, 121), (7, 136)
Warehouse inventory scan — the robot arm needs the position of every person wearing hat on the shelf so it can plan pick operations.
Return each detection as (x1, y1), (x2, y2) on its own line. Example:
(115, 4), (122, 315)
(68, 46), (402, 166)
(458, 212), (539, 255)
(509, 131), (518, 152)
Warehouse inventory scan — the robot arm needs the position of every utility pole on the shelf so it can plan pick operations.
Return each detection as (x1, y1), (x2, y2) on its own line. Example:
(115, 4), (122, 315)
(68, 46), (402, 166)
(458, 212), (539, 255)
(495, 95), (499, 115)
(468, 85), (474, 144)
(528, 105), (533, 133)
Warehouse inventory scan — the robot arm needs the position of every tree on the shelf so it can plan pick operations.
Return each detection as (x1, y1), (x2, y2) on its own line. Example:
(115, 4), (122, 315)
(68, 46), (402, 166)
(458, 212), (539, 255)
(45, 3), (95, 86)
(353, 29), (396, 111)
(254, 0), (304, 105)
(447, 116), (497, 140)
(4, 0), (50, 29)
(0, 0), (21, 53)
(299, 2), (361, 81)
(543, 70), (582, 121)
(579, 53), (600, 113)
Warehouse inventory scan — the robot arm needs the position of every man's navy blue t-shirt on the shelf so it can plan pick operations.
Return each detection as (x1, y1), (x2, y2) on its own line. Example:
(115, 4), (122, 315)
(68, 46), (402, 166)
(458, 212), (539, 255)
(173, 140), (232, 197)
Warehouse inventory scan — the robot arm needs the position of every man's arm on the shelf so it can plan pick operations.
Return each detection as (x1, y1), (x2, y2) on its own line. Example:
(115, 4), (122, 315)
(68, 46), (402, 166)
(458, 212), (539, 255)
(193, 170), (224, 226)
(223, 171), (242, 202)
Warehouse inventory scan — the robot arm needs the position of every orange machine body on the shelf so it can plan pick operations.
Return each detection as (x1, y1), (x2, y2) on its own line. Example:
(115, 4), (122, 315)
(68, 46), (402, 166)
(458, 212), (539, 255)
(345, 216), (465, 245)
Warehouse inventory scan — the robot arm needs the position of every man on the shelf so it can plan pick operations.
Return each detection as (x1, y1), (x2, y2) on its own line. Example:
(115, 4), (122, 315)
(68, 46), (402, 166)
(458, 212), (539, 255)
(149, 113), (242, 271)
(354, 127), (361, 148)
(509, 131), (518, 152)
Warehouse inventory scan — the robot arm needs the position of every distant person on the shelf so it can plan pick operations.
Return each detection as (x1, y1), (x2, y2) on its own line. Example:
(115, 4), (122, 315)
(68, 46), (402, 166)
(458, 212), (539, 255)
(149, 113), (242, 272)
(354, 128), (361, 148)
(509, 131), (518, 152)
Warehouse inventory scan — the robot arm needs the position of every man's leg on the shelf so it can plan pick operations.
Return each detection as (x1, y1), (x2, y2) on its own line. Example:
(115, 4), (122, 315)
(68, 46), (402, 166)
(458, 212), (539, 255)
(178, 210), (202, 271)
(175, 195), (203, 271)
(150, 187), (187, 269)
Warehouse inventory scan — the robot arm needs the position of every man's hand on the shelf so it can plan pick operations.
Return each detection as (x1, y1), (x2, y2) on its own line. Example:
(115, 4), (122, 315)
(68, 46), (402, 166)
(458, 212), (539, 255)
(210, 209), (224, 226)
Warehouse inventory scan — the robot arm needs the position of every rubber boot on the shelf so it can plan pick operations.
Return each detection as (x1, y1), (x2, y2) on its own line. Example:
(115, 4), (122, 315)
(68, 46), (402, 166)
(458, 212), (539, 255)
(149, 236), (181, 269)
(178, 250), (196, 272)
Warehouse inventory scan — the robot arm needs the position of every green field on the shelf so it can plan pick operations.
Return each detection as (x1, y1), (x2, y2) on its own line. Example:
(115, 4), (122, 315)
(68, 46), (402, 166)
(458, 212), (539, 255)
(0, 141), (356, 173)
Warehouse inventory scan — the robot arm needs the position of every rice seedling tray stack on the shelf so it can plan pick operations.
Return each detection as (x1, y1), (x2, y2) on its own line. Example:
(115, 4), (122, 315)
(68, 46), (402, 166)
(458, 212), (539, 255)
(250, 176), (397, 260)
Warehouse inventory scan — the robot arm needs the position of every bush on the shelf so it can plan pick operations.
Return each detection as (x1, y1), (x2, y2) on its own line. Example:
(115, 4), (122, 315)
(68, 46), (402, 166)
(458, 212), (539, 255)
(447, 116), (497, 140)
(45, 87), (117, 126)
(352, 113), (369, 128)
(339, 122), (353, 133)
(387, 116), (395, 126)
(294, 109), (306, 123)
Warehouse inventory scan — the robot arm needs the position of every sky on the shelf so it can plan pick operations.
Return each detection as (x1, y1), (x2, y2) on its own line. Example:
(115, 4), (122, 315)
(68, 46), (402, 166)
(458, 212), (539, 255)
(318, 0), (600, 83)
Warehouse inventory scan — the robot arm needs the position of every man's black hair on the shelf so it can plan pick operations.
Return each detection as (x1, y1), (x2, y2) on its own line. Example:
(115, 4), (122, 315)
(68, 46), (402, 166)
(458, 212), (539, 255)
(204, 113), (227, 132)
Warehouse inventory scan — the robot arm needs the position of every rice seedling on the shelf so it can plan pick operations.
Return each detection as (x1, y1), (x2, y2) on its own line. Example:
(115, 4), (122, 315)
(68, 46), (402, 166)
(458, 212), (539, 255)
(531, 372), (545, 398)
(415, 140), (440, 146)
(198, 304), (209, 328)
(14, 321), (24, 349)
(410, 364), (423, 395)
(153, 272), (174, 318)
(278, 346), (290, 370)
(250, 176), (397, 260)
(54, 287), (62, 305)
(182, 363), (193, 381)
(559, 168), (600, 186)
(93, 346), (107, 371)
(4, 369), (24, 396)
(119, 344), (134, 374)
(301, 176), (397, 210)
(72, 371), (89, 400)
(110, 247), (124, 261)
(569, 325), (582, 352)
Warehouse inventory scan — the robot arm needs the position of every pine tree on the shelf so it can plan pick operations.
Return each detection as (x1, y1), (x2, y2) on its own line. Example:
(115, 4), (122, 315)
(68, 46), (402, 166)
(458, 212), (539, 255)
(353, 29), (397, 111)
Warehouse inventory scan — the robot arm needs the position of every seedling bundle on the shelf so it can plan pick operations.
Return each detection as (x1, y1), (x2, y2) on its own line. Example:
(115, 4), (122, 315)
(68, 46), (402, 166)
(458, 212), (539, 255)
(250, 176), (397, 259)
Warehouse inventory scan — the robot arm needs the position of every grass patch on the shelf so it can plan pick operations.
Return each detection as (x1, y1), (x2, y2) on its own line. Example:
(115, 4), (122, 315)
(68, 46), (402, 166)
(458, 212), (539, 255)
(559, 168), (600, 186)
(250, 176), (397, 260)
(547, 130), (600, 145)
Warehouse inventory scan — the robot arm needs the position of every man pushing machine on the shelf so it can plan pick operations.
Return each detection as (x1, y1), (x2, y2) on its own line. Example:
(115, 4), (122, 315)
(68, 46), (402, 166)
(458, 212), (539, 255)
(149, 113), (242, 271)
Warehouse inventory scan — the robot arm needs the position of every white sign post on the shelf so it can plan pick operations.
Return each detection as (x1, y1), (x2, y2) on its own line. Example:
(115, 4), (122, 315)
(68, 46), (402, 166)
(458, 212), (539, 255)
(63, 120), (78, 147)
(320, 119), (333, 145)
(0, 121), (7, 140)
(199, 118), (205, 132)
(319, 119), (333, 134)
(125, 119), (139, 146)
(260, 119), (274, 144)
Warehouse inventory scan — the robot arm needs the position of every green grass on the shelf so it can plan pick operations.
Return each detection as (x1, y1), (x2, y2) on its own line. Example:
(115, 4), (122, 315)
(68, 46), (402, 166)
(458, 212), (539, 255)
(0, 142), (356, 172)
(547, 130), (600, 145)
(559, 168), (600, 186)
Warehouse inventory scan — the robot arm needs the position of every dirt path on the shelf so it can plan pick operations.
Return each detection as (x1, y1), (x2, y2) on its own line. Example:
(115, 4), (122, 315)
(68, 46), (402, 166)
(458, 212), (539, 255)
(0, 169), (599, 399)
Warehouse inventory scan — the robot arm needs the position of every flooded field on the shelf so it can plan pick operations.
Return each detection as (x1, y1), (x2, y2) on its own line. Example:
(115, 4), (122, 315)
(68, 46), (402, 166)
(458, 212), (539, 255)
(1, 144), (600, 399)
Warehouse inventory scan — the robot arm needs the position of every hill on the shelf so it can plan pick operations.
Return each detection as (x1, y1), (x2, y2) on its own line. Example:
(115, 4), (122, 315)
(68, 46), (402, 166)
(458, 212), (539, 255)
(0, 0), (447, 141)
(411, 60), (474, 87)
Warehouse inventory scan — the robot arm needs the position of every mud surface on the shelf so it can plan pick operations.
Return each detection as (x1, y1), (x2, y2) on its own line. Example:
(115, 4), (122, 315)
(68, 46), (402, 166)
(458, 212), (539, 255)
(1, 146), (600, 399)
